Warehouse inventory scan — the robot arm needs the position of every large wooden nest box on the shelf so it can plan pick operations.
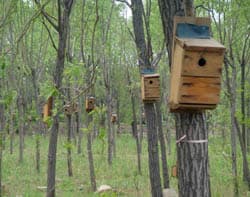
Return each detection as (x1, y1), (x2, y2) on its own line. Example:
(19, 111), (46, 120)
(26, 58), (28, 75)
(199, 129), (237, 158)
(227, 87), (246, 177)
(169, 16), (226, 111)
(43, 96), (53, 119)
(85, 96), (95, 112)
(141, 73), (160, 102)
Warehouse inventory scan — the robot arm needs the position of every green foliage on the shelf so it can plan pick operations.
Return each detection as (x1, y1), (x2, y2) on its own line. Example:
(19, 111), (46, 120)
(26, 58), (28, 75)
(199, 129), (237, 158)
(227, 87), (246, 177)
(40, 81), (58, 100)
(0, 90), (17, 106)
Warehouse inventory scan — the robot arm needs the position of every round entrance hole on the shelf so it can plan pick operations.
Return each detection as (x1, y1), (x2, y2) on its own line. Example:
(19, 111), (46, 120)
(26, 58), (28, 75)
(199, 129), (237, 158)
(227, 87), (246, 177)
(149, 80), (153, 84)
(198, 58), (206, 67)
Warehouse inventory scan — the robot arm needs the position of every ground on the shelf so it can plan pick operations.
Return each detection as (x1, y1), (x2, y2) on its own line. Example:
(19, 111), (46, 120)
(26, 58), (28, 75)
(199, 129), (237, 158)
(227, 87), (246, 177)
(2, 130), (250, 196)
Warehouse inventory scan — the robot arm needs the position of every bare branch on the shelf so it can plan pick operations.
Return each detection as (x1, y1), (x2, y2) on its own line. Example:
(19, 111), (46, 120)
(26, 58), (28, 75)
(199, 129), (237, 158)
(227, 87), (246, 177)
(42, 19), (58, 51)
(16, 0), (51, 50)
(115, 0), (131, 8)
(195, 5), (212, 12)
(34, 0), (59, 32)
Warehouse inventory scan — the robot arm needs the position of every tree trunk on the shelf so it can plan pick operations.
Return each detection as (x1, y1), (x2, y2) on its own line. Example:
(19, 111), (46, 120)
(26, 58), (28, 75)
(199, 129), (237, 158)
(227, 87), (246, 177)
(144, 103), (162, 196)
(127, 68), (142, 174)
(156, 103), (169, 188)
(247, 97), (250, 152)
(46, 1), (74, 196)
(76, 111), (82, 154)
(112, 122), (116, 158)
(131, 0), (163, 195)
(66, 114), (73, 177)
(241, 62), (246, 153)
(116, 96), (121, 134)
(0, 79), (5, 197)
(106, 90), (113, 165)
(87, 115), (96, 191)
(175, 112), (210, 197)
(225, 62), (239, 195)
(17, 95), (25, 163)
(158, 0), (211, 196)
(31, 68), (42, 173)
(9, 106), (14, 155)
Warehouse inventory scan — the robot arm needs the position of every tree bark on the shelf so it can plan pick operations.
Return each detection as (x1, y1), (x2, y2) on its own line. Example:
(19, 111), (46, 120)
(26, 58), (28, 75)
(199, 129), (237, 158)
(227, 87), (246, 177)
(156, 102), (169, 188)
(127, 67), (142, 174)
(87, 115), (96, 191)
(17, 95), (25, 163)
(46, 1), (74, 196)
(144, 103), (162, 196)
(66, 114), (73, 177)
(76, 111), (82, 154)
(175, 112), (210, 197)
(0, 79), (5, 197)
(225, 61), (239, 195)
(9, 106), (14, 155)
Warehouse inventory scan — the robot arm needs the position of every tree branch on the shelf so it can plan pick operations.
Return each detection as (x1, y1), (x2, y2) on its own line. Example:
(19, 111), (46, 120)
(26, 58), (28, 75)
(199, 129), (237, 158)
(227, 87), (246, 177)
(115, 0), (131, 8)
(42, 19), (58, 51)
(34, 0), (59, 32)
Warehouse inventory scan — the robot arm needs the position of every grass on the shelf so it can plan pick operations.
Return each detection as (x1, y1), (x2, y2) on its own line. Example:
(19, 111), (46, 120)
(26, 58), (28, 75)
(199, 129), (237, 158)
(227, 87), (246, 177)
(2, 130), (250, 196)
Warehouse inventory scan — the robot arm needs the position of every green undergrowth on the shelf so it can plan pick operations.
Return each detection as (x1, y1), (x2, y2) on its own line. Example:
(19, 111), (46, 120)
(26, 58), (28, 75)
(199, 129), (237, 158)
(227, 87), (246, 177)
(2, 132), (250, 196)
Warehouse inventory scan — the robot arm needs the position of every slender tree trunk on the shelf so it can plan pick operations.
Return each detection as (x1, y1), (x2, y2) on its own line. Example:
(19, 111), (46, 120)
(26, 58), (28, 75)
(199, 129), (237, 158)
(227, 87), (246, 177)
(241, 62), (246, 153)
(0, 80), (4, 197)
(31, 68), (41, 173)
(46, 1), (74, 196)
(36, 134), (40, 173)
(144, 103), (162, 196)
(76, 112), (82, 154)
(156, 103), (169, 188)
(247, 97), (250, 152)
(18, 95), (25, 163)
(9, 106), (14, 155)
(112, 122), (116, 158)
(225, 62), (239, 195)
(66, 114), (73, 176)
(131, 0), (163, 195)
(166, 122), (171, 155)
(116, 97), (121, 134)
(106, 90), (113, 165)
(87, 115), (96, 191)
(127, 68), (142, 174)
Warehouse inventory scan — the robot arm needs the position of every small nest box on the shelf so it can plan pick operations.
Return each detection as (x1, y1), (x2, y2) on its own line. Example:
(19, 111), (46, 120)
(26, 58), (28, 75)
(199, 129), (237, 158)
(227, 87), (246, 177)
(43, 96), (53, 119)
(85, 96), (95, 113)
(111, 113), (117, 123)
(141, 73), (160, 102)
(169, 17), (225, 111)
(64, 102), (78, 115)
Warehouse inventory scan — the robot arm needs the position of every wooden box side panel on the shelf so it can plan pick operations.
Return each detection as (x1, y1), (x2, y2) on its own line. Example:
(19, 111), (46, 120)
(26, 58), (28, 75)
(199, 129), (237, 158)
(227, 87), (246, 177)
(169, 44), (184, 106)
(43, 103), (49, 118)
(179, 76), (221, 104)
(141, 76), (146, 100)
(182, 51), (224, 77)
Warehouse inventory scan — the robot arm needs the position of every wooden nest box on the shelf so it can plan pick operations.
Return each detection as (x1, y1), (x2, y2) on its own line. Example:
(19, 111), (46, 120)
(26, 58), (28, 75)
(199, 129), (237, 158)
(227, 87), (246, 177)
(43, 96), (53, 119)
(64, 102), (78, 115)
(141, 73), (160, 102)
(169, 17), (226, 111)
(111, 113), (117, 123)
(85, 96), (95, 112)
